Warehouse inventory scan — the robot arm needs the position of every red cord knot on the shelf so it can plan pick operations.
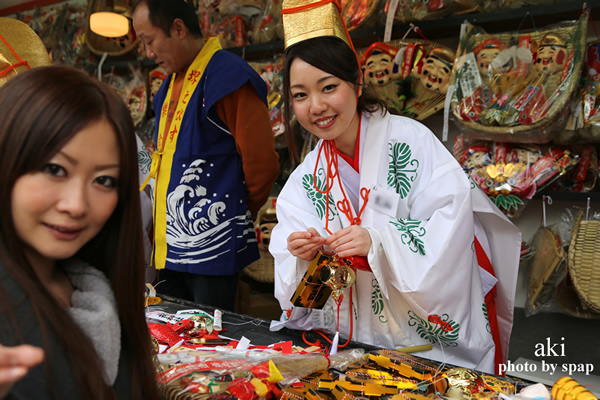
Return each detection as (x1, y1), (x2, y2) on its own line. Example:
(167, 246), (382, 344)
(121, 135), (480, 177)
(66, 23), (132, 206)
(428, 314), (454, 332)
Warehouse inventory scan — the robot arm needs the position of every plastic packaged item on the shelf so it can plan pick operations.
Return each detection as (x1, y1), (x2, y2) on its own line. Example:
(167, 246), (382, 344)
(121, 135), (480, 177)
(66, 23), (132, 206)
(454, 138), (579, 218)
(249, 56), (286, 137)
(156, 347), (367, 398)
(342, 0), (383, 30)
(449, 10), (588, 143)
(252, 0), (283, 44)
(196, 0), (252, 48)
(385, 0), (453, 23)
(560, 40), (600, 144)
(104, 65), (148, 127)
(550, 145), (598, 192)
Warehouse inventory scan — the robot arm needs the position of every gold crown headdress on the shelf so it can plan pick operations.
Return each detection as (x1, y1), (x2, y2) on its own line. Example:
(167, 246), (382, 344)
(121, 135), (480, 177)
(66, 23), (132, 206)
(281, 0), (352, 51)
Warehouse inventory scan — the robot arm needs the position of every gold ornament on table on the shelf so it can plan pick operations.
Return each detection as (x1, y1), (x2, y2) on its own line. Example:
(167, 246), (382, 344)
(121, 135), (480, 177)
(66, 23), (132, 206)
(186, 315), (214, 337)
(444, 367), (515, 400)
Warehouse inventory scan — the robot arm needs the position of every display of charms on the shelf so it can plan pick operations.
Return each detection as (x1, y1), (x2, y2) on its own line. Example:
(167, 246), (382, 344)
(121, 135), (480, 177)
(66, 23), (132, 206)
(359, 39), (456, 121)
(454, 138), (580, 218)
(450, 10), (588, 143)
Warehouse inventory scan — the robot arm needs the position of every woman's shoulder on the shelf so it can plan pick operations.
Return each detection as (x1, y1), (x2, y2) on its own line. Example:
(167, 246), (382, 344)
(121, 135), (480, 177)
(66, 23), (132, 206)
(388, 113), (432, 134)
(365, 111), (432, 133)
(0, 259), (27, 308)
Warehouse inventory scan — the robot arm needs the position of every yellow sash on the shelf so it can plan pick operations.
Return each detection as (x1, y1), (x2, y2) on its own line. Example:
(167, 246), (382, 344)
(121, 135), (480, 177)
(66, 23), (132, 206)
(140, 37), (222, 269)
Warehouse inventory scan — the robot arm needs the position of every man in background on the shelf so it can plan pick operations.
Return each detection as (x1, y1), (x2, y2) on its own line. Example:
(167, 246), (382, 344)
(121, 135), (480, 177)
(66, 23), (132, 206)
(133, 0), (279, 311)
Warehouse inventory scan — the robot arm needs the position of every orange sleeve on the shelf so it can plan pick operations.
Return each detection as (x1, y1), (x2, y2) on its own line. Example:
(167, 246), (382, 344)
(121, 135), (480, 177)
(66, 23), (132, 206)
(216, 82), (280, 218)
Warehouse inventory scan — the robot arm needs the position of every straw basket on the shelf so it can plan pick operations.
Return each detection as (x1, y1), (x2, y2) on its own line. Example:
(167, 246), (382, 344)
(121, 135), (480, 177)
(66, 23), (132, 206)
(243, 198), (277, 283)
(86, 0), (139, 57)
(556, 275), (600, 319)
(567, 212), (600, 313)
(244, 248), (275, 283)
(450, 11), (588, 143)
(526, 226), (565, 315)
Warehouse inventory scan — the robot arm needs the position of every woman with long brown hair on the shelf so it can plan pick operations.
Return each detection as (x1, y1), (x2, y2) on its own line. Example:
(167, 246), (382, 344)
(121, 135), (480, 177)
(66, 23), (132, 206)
(0, 65), (159, 400)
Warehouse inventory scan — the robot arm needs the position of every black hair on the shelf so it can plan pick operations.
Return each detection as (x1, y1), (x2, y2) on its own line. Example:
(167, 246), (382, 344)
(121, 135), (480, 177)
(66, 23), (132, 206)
(136, 0), (202, 38)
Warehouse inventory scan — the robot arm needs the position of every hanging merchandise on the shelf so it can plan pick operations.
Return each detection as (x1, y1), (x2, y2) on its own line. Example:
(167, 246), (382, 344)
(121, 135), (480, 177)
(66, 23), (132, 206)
(249, 57), (286, 137)
(449, 8), (588, 143)
(451, 0), (494, 15)
(59, 5), (94, 68)
(137, 116), (156, 154)
(549, 145), (598, 192)
(252, 0), (284, 44)
(103, 65), (148, 127)
(19, 3), (64, 49)
(384, 0), (452, 24)
(498, 0), (570, 10)
(149, 66), (168, 106)
(13, 1), (96, 69)
(526, 222), (566, 316)
(359, 36), (455, 120)
(195, 0), (258, 47)
(566, 211), (600, 314)
(341, 0), (383, 30)
(560, 40), (600, 143)
(453, 138), (580, 218)
(526, 205), (600, 319)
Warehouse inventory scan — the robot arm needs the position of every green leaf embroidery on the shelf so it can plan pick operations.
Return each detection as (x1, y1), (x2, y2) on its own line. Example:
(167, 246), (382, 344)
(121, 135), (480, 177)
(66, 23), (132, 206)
(387, 142), (419, 198)
(407, 310), (460, 347)
(302, 168), (337, 221)
(466, 173), (477, 190)
(490, 194), (524, 212)
(371, 279), (388, 323)
(389, 219), (426, 255)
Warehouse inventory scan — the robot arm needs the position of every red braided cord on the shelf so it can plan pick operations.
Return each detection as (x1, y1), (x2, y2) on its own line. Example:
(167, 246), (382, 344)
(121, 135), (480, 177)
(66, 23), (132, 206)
(0, 33), (31, 77)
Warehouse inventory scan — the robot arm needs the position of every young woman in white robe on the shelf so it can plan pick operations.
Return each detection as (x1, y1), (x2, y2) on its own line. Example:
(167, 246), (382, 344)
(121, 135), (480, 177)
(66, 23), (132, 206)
(268, 36), (521, 375)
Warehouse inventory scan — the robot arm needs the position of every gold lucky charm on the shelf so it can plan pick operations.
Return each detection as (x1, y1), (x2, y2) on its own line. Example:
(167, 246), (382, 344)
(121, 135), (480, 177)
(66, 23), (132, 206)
(290, 251), (357, 308)
(318, 253), (356, 303)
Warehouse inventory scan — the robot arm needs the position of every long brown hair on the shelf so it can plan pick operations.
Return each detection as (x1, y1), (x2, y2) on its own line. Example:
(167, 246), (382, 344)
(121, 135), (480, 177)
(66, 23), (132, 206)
(283, 37), (387, 165)
(0, 65), (159, 400)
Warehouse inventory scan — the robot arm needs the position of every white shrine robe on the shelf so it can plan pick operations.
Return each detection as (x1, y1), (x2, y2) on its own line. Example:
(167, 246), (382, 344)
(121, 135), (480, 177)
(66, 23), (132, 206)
(269, 111), (521, 374)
